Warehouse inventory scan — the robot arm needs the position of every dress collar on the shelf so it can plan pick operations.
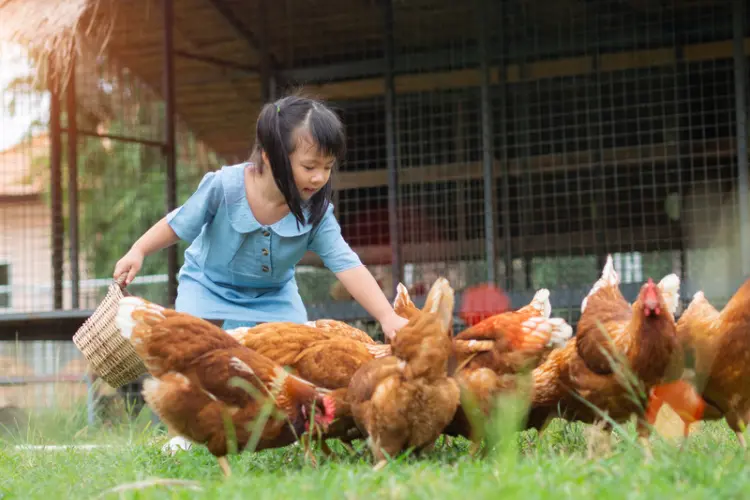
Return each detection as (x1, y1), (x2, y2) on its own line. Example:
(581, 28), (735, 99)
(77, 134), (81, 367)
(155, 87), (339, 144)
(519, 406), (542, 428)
(221, 163), (313, 236)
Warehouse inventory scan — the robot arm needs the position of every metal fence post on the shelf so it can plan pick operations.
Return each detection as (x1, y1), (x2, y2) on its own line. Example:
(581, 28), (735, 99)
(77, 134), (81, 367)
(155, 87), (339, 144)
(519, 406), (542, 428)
(48, 55), (64, 310)
(163, 0), (178, 306)
(733, 0), (750, 278)
(66, 49), (80, 309)
(383, 0), (402, 296)
(477, 0), (498, 287)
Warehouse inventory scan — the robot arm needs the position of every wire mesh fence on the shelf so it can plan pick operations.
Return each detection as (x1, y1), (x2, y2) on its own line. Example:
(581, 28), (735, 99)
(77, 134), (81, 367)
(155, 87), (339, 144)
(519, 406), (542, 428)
(283, 0), (748, 326)
(0, 0), (748, 411)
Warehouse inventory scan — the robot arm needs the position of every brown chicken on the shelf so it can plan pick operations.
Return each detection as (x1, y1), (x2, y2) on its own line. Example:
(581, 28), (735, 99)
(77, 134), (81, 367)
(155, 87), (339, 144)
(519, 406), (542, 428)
(228, 322), (375, 388)
(392, 284), (572, 448)
(393, 282), (422, 320)
(231, 320), (390, 368)
(662, 281), (750, 446)
(305, 319), (378, 345)
(347, 277), (460, 469)
(115, 297), (337, 477)
(227, 320), (391, 454)
(526, 255), (683, 452)
(448, 288), (573, 443)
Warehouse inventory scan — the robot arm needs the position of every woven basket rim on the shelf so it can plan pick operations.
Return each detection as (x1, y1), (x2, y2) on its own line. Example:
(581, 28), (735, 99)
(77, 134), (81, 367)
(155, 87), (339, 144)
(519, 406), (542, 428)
(72, 275), (147, 388)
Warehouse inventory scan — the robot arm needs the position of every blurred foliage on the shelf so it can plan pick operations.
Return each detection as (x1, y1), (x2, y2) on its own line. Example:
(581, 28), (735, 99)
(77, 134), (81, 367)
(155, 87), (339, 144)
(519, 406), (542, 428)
(4, 49), (218, 304)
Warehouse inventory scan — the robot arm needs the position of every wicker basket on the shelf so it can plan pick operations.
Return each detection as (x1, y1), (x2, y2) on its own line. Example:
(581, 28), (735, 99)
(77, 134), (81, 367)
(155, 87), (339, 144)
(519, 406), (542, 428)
(72, 279), (148, 388)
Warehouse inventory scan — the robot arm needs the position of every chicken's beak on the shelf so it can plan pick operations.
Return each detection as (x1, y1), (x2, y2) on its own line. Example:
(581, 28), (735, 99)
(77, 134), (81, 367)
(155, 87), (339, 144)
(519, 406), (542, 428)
(642, 280), (661, 316)
(643, 298), (661, 316)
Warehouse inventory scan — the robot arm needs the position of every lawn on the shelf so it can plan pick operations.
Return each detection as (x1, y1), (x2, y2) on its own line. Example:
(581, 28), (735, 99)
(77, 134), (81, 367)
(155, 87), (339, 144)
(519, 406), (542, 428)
(0, 404), (748, 500)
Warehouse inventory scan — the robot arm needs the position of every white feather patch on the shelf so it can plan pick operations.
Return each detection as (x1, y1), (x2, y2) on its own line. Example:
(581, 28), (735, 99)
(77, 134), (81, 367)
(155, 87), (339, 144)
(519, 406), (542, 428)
(657, 273), (681, 316)
(226, 327), (253, 340)
(530, 288), (551, 318)
(229, 357), (255, 375)
(547, 317), (573, 346)
(115, 296), (165, 340)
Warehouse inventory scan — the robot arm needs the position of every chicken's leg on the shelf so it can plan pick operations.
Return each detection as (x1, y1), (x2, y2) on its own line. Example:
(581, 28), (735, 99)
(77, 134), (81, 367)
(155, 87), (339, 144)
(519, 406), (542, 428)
(339, 441), (356, 455)
(217, 456), (232, 477)
(736, 431), (747, 448)
(724, 412), (747, 448)
(373, 459), (388, 471)
(300, 434), (319, 467)
(468, 440), (484, 457)
(636, 419), (653, 461)
(320, 439), (333, 457)
(369, 439), (391, 471)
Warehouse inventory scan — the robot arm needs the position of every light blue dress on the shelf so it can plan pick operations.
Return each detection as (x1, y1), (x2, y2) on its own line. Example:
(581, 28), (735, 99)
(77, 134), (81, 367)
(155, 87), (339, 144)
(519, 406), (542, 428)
(165, 163), (362, 329)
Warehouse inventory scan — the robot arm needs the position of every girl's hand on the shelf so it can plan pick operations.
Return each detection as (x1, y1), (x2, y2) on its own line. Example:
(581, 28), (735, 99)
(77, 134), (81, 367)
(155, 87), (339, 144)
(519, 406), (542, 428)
(113, 247), (145, 286)
(380, 311), (409, 341)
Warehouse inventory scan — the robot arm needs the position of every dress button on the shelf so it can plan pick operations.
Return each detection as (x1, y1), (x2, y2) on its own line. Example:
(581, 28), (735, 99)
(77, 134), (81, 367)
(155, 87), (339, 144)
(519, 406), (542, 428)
(262, 248), (269, 256)
(262, 265), (269, 272)
(262, 230), (270, 237)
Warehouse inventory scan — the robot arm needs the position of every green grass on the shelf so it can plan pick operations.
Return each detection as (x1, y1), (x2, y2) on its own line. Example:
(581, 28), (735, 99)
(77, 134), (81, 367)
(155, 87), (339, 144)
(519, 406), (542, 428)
(0, 405), (748, 499)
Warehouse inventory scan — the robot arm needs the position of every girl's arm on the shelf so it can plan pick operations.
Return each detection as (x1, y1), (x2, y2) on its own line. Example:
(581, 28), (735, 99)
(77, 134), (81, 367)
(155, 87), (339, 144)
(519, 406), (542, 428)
(114, 169), (223, 285)
(113, 217), (180, 285)
(132, 217), (181, 256)
(335, 265), (408, 340)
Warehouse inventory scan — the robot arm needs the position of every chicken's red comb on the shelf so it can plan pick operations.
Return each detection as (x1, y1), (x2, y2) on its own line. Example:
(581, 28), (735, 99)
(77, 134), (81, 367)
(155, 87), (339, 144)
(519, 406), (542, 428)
(322, 394), (337, 422)
(312, 394), (336, 427)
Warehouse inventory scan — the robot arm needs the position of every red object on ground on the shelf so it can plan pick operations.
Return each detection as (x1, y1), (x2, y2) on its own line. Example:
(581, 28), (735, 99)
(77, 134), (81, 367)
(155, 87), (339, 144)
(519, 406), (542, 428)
(459, 283), (510, 326)
(645, 380), (706, 437)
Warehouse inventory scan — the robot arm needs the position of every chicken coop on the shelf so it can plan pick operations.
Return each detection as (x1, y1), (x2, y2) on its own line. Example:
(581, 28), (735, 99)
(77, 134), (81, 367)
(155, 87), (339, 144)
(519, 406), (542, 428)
(0, 0), (748, 417)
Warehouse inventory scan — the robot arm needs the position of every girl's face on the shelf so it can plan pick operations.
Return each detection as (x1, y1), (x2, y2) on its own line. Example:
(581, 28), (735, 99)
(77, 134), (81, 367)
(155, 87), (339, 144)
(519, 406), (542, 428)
(289, 132), (334, 201)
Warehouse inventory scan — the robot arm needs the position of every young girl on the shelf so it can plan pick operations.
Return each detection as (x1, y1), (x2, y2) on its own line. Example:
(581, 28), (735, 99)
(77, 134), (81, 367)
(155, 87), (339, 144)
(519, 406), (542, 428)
(113, 94), (408, 339)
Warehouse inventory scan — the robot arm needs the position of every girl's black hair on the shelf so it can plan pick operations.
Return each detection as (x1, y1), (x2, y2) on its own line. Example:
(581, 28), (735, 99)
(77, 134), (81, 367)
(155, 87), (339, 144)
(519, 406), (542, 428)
(250, 94), (346, 228)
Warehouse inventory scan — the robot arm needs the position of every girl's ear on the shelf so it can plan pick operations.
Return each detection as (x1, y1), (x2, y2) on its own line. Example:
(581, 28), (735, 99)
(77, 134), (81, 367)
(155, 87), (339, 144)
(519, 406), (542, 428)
(261, 150), (270, 168)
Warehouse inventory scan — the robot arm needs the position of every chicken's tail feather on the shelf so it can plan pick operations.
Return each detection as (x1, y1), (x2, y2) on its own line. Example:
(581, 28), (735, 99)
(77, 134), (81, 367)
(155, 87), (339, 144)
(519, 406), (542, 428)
(115, 296), (166, 340)
(393, 282), (412, 311)
(581, 254), (620, 313)
(529, 288), (551, 318)
(424, 277), (454, 333)
(657, 273), (681, 316)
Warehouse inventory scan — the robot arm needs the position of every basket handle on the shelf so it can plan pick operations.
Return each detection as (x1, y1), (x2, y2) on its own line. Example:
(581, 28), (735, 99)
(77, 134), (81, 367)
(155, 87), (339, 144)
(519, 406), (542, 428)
(115, 272), (133, 297)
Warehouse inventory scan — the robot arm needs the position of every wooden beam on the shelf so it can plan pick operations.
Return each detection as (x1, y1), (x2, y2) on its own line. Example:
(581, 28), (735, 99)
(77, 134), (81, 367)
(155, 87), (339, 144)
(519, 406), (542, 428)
(307, 37), (750, 102)
(332, 137), (734, 191)
(0, 309), (92, 342)
(204, 0), (281, 72)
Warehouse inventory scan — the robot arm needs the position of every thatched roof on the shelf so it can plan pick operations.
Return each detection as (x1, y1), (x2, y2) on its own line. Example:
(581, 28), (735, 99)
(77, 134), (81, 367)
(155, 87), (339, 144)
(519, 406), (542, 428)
(0, 0), (478, 162)
(0, 0), (114, 89)
(0, 0), (92, 52)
